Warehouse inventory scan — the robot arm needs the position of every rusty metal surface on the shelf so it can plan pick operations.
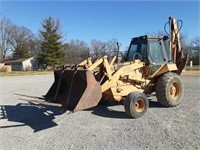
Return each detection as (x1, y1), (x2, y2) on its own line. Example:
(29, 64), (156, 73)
(44, 70), (102, 112)
(19, 98), (63, 107)
(73, 71), (102, 112)
(14, 93), (44, 100)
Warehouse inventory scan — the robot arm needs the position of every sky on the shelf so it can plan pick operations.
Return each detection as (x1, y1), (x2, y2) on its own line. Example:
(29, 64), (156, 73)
(1, 0), (200, 50)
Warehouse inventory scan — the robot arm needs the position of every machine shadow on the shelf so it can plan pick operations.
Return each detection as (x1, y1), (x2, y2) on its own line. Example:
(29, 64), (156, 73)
(149, 101), (166, 108)
(90, 102), (130, 119)
(0, 103), (65, 132)
(0, 101), (165, 131)
(87, 100), (165, 119)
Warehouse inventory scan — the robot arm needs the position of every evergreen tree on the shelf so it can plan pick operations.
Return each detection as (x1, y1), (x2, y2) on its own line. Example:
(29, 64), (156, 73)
(13, 38), (30, 58)
(39, 16), (66, 69)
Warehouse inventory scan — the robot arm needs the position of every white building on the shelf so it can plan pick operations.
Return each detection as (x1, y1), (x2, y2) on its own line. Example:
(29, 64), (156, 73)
(2, 57), (39, 71)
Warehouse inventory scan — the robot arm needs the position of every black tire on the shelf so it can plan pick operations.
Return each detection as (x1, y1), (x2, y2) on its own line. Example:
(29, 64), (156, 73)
(124, 92), (149, 118)
(155, 72), (183, 107)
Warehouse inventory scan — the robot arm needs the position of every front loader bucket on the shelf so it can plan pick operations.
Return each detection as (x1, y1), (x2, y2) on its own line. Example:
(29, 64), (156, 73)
(45, 70), (102, 112)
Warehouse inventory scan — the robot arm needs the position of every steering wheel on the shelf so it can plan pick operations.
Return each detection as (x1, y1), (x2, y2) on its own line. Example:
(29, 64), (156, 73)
(132, 53), (143, 61)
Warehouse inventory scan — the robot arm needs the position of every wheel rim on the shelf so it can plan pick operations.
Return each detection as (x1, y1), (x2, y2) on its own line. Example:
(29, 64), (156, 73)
(170, 82), (180, 100)
(134, 99), (145, 113)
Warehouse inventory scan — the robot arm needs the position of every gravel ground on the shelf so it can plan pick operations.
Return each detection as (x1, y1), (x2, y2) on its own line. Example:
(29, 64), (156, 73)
(0, 74), (200, 150)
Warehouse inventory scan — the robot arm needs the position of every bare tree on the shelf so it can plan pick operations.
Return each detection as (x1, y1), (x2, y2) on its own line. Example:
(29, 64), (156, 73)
(64, 39), (89, 64)
(180, 32), (189, 50)
(191, 36), (200, 51)
(0, 16), (15, 60)
(0, 16), (38, 60)
(12, 26), (36, 58)
(106, 38), (121, 57)
(90, 39), (107, 58)
(73, 39), (89, 62)
(189, 36), (200, 65)
(63, 38), (122, 64)
(90, 39), (121, 60)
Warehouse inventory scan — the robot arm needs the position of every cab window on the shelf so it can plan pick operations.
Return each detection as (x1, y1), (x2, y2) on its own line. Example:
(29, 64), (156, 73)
(149, 41), (164, 62)
(127, 41), (147, 61)
(127, 44), (137, 60)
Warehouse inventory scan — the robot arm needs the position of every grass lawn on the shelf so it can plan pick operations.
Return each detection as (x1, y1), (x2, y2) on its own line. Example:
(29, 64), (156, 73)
(182, 70), (200, 77)
(0, 71), (53, 77)
(1, 65), (199, 77)
(184, 65), (200, 76)
(186, 65), (200, 70)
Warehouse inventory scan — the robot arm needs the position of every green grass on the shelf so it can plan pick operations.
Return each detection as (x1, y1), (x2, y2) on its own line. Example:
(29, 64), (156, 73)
(182, 70), (200, 76)
(186, 65), (200, 70)
(0, 71), (53, 77)
(1, 65), (199, 77)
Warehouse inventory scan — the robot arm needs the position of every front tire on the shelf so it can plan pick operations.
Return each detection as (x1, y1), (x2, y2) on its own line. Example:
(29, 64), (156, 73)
(155, 72), (183, 107)
(124, 92), (149, 118)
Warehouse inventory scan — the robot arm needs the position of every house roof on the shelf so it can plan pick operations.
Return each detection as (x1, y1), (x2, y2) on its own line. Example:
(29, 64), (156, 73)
(2, 57), (33, 64)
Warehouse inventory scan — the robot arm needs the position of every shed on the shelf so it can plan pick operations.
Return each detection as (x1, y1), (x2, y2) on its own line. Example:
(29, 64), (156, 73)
(2, 57), (39, 71)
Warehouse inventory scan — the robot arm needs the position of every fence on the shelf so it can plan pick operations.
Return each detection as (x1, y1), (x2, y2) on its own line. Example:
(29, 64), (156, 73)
(0, 65), (12, 72)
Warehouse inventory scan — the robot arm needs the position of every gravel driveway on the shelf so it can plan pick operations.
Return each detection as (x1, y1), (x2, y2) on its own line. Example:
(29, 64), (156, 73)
(0, 74), (200, 150)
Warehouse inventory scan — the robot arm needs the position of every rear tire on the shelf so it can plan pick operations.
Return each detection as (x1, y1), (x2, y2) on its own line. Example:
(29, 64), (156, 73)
(155, 72), (183, 107)
(124, 92), (149, 118)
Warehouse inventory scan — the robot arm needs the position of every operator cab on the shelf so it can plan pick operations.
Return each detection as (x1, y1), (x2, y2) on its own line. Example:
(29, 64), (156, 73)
(126, 35), (172, 65)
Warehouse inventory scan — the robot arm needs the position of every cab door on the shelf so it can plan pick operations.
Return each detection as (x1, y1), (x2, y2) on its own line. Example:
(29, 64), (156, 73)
(147, 39), (170, 75)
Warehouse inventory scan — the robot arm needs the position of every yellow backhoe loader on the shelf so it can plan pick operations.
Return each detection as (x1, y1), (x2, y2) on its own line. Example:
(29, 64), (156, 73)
(17, 16), (188, 118)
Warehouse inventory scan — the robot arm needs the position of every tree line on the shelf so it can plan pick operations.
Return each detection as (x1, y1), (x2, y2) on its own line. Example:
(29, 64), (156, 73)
(0, 15), (199, 70)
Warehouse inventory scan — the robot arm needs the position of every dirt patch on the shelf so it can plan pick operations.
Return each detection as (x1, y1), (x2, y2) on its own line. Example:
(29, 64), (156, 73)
(181, 70), (200, 77)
